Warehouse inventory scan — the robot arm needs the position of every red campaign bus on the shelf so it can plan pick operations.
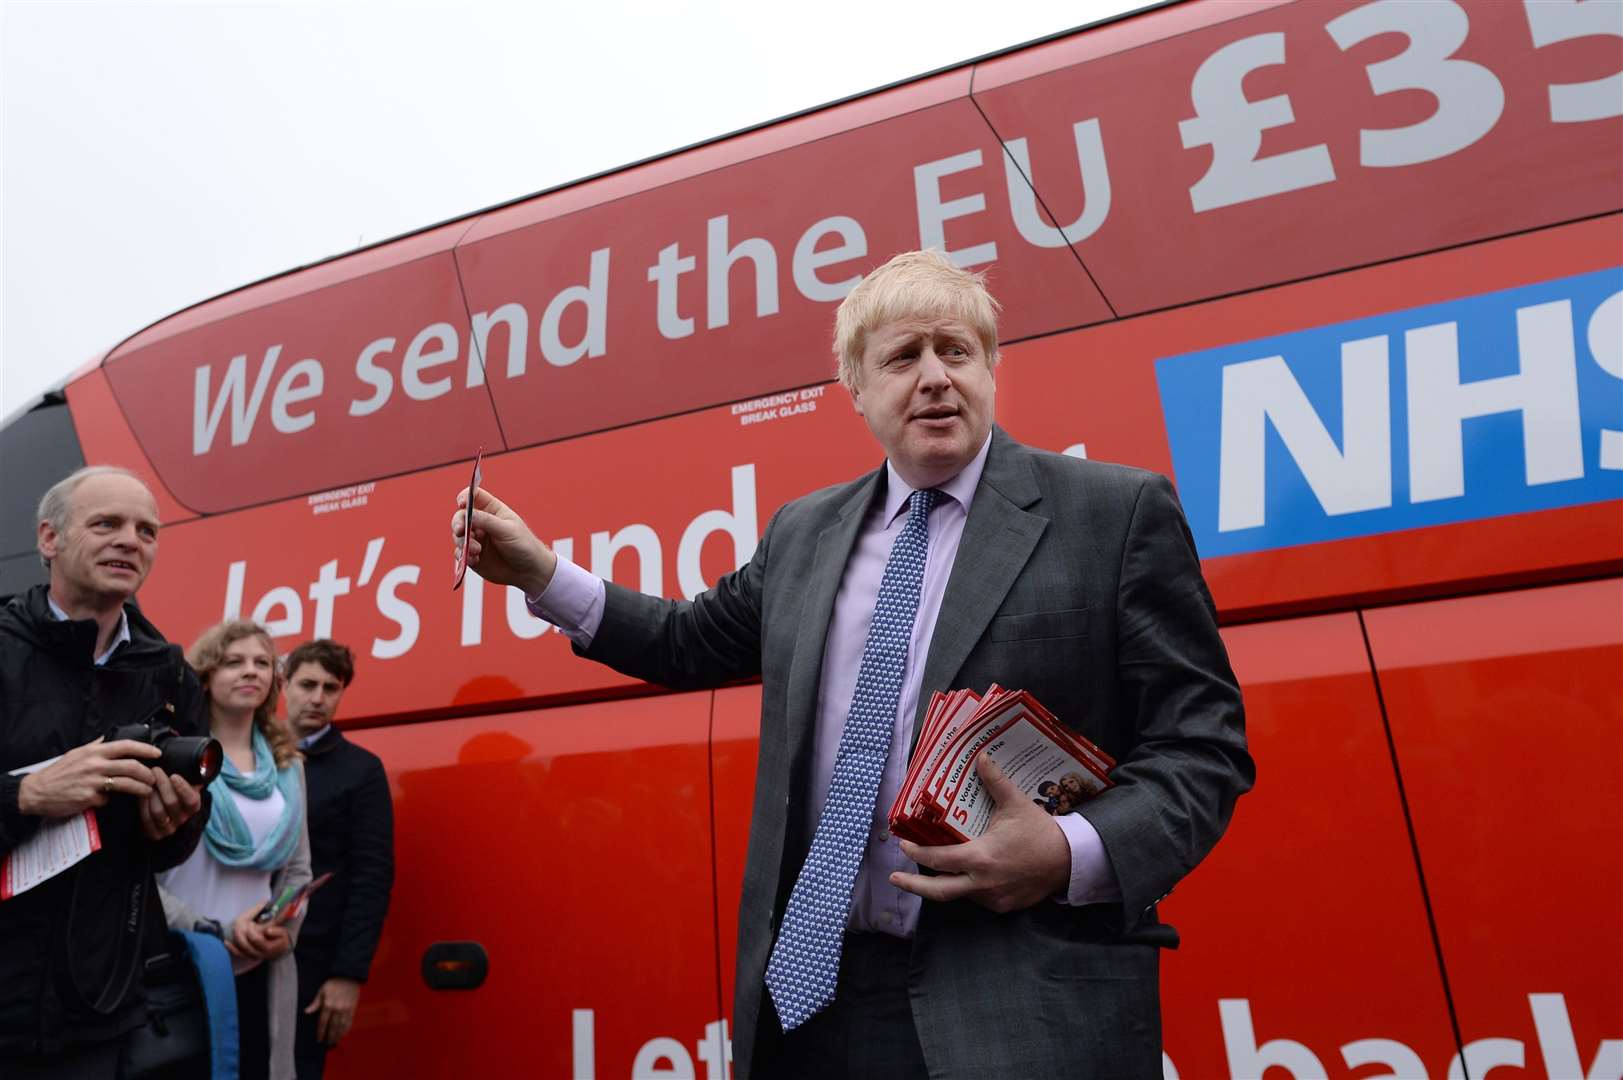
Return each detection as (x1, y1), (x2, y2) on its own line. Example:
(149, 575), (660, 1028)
(3, 1), (1620, 1076)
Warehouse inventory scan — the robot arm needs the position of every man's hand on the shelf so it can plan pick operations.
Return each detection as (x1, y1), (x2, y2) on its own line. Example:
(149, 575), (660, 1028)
(890, 755), (1072, 913)
(227, 905), (292, 962)
(16, 738), (160, 818)
(137, 768), (203, 841)
(449, 486), (556, 594)
(304, 976), (363, 1046)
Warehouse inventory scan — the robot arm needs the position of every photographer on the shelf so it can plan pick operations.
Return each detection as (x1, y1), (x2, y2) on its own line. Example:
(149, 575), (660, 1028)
(0, 466), (211, 1077)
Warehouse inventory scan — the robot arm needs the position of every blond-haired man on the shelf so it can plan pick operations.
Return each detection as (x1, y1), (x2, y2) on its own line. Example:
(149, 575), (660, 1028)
(453, 250), (1252, 1079)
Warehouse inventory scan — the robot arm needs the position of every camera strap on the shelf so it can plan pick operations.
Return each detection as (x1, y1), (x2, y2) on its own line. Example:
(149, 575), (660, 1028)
(58, 642), (192, 1016)
(62, 834), (152, 1016)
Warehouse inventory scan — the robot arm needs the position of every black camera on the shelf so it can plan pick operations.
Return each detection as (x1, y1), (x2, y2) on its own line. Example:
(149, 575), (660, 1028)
(108, 715), (223, 788)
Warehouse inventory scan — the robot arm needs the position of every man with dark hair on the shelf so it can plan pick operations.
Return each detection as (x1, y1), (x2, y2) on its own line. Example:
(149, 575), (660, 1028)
(282, 639), (393, 1079)
(1, 466), (210, 1076)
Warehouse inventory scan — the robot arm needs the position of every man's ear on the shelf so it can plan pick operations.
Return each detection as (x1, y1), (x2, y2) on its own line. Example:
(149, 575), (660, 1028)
(845, 372), (867, 417)
(37, 519), (61, 561)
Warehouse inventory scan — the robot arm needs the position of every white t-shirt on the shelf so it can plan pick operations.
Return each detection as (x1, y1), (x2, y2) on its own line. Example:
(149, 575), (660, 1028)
(159, 783), (286, 926)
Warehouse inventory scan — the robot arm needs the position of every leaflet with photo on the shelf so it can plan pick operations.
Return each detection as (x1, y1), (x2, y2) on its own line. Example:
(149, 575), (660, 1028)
(946, 714), (1112, 842)
(888, 687), (1115, 845)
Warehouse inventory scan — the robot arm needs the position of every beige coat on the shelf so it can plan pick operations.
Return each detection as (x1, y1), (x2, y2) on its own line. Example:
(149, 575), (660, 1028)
(160, 761), (313, 1080)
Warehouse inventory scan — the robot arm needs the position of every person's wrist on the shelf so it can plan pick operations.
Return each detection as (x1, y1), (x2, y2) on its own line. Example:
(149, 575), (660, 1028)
(521, 545), (558, 598)
(15, 773), (40, 816)
(1048, 815), (1073, 898)
(535, 545), (558, 593)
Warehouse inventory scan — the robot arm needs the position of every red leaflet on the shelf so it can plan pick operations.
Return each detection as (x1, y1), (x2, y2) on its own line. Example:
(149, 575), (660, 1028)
(890, 687), (1115, 845)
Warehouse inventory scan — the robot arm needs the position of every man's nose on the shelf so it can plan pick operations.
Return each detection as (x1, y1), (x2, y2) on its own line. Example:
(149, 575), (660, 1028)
(917, 348), (951, 388)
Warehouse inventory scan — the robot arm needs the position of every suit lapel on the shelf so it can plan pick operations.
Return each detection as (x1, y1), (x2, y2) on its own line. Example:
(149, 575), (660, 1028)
(912, 430), (1048, 750)
(782, 467), (885, 780)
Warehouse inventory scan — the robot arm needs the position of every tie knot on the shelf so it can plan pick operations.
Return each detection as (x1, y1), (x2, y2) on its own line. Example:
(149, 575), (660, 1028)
(910, 488), (941, 517)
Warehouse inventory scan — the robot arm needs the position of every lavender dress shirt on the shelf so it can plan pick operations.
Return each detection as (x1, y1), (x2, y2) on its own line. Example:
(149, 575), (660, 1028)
(530, 435), (1119, 937)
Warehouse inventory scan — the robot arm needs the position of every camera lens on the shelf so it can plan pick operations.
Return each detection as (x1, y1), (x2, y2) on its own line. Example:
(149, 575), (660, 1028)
(157, 735), (223, 787)
(195, 740), (223, 785)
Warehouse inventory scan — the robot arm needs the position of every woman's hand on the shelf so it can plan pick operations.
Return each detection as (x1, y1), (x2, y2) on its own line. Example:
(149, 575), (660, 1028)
(227, 904), (292, 961)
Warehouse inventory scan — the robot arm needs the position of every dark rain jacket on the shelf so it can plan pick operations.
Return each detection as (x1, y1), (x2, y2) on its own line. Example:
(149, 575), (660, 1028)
(0, 585), (211, 1059)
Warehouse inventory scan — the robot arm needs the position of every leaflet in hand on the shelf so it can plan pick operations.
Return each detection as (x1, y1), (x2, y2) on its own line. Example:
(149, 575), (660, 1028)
(256, 871), (334, 925)
(887, 687), (1115, 845)
(2, 756), (102, 901)
(453, 447), (485, 591)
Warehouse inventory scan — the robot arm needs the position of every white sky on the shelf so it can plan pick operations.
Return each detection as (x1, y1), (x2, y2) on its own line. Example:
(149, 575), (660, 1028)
(1, 0), (1145, 423)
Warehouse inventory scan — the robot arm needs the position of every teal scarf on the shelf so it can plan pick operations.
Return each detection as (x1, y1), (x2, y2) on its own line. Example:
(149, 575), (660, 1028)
(203, 726), (303, 871)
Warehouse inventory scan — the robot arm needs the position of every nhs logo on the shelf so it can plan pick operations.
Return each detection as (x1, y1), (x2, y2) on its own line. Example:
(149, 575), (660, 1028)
(1156, 268), (1623, 558)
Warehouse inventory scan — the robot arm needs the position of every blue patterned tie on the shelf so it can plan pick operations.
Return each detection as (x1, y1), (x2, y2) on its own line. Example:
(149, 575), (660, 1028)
(765, 487), (941, 1032)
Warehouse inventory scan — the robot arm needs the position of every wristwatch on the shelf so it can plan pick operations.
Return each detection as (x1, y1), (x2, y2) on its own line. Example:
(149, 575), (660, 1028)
(192, 917), (224, 939)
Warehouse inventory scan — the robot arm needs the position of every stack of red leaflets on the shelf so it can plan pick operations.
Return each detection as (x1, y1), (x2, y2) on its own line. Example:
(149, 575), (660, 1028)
(888, 685), (1116, 846)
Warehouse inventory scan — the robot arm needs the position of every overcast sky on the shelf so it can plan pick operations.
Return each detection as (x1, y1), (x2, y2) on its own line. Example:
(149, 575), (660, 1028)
(1, 0), (1145, 423)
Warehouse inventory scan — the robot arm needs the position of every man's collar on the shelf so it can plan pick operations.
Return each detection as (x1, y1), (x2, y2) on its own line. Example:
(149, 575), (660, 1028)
(882, 433), (993, 526)
(298, 724), (336, 751)
(46, 595), (130, 666)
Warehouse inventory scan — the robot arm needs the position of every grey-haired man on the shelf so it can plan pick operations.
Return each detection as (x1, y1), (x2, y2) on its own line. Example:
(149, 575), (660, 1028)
(1, 466), (210, 1077)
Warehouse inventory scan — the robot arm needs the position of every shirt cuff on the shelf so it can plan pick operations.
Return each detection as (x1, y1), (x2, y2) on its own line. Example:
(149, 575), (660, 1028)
(525, 556), (605, 649)
(2, 773), (26, 824)
(1053, 811), (1121, 906)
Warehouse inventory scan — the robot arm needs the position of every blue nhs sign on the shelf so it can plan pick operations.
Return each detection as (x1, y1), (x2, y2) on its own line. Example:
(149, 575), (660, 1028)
(1156, 268), (1623, 558)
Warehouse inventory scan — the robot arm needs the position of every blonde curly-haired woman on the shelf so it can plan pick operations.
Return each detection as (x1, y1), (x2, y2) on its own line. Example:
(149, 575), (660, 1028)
(159, 619), (310, 1080)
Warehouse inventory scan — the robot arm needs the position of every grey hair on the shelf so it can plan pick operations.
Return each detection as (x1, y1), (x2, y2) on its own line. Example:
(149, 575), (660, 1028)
(36, 465), (147, 569)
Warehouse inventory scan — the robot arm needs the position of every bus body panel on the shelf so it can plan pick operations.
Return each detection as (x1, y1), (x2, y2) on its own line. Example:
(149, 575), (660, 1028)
(1365, 578), (1623, 1072)
(1131, 612), (1458, 1078)
(102, 242), (499, 514)
(333, 694), (719, 1077)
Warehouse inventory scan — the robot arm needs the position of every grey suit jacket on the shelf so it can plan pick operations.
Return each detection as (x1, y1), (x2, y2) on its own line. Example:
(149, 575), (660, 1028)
(584, 428), (1253, 1078)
